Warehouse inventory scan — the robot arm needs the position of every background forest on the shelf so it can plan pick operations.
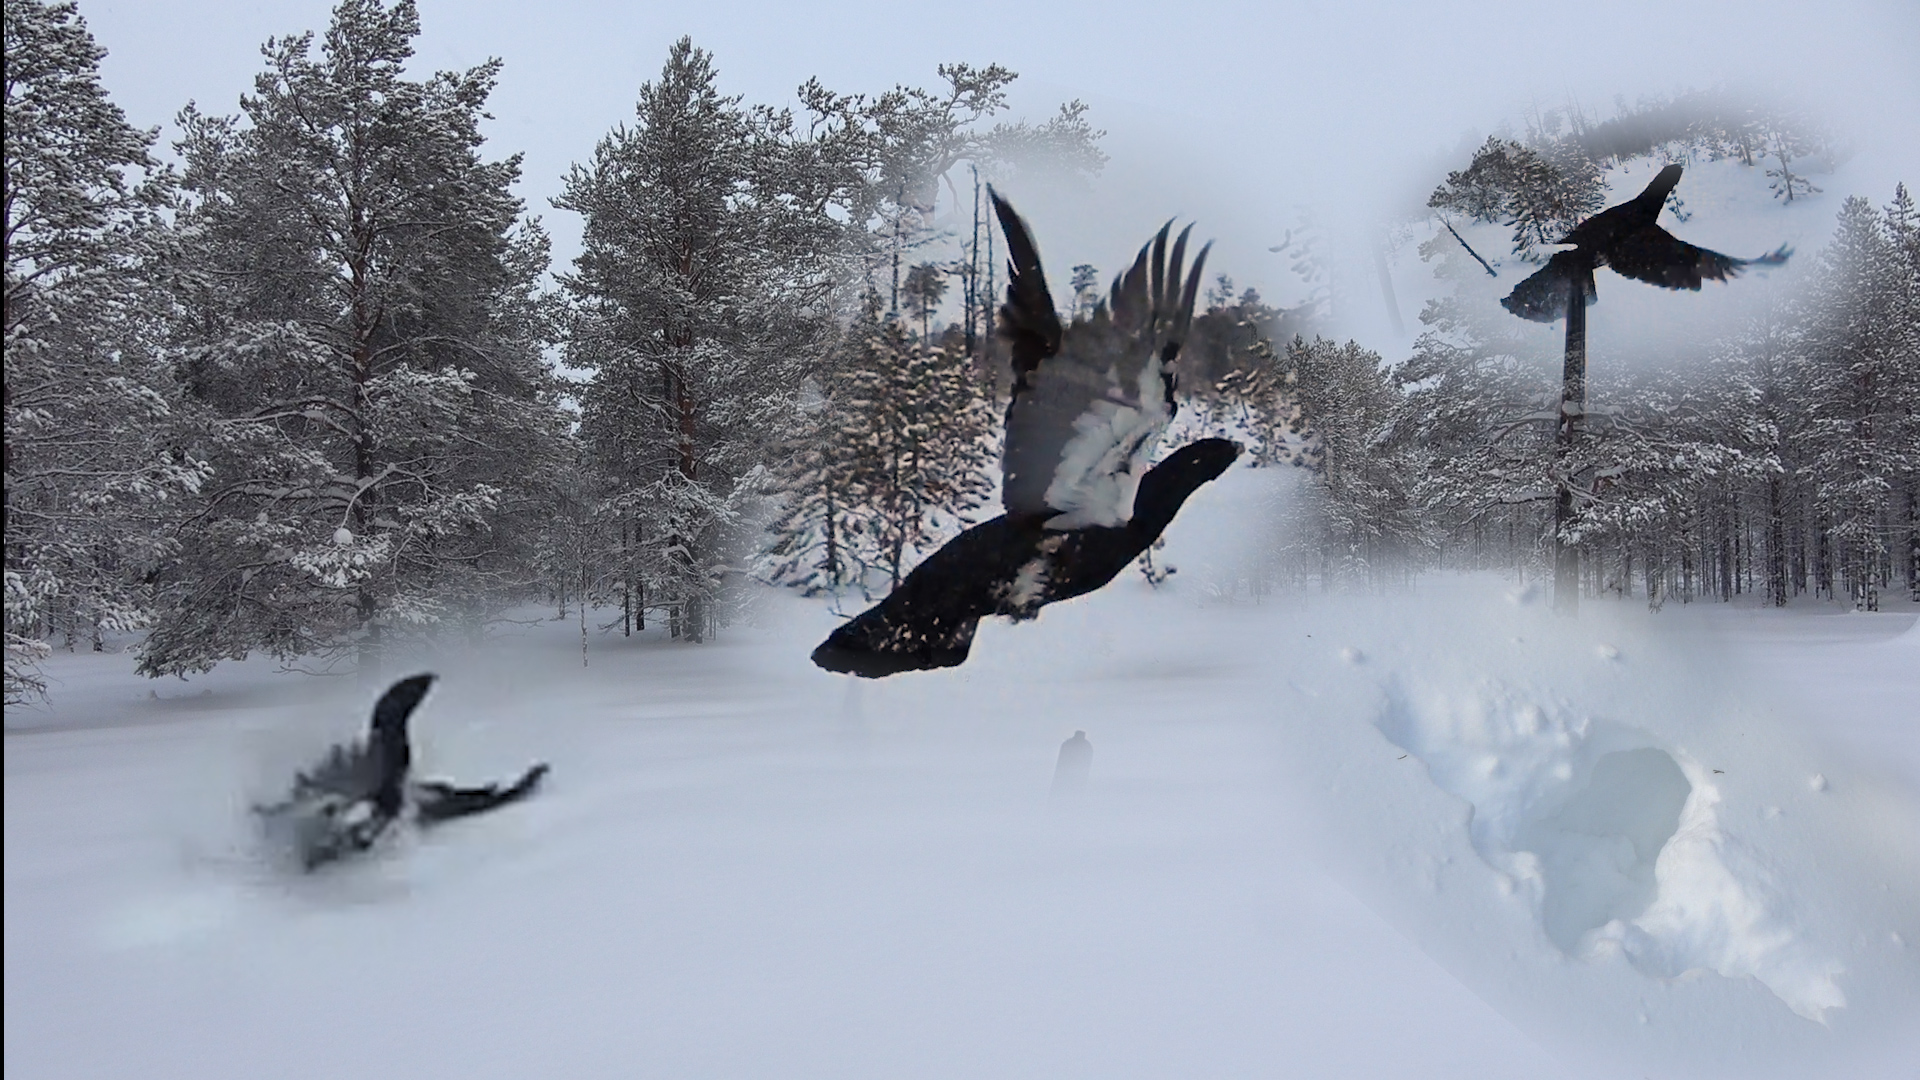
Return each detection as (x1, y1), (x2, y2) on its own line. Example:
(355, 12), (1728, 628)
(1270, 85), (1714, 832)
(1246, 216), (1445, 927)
(6, 0), (1916, 702)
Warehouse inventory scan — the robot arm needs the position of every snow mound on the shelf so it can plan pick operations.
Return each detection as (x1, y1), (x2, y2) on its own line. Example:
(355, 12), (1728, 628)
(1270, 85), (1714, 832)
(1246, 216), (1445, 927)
(1380, 678), (1845, 1021)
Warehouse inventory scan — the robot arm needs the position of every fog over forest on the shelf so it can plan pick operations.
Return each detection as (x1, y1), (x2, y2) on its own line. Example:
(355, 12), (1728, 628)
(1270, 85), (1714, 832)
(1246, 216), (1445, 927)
(80, 0), (1920, 331)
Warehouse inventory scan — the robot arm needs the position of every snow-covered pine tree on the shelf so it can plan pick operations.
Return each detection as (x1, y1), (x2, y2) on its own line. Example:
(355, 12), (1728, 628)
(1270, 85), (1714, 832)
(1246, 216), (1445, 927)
(832, 304), (993, 591)
(1428, 136), (1605, 265)
(794, 62), (1104, 346)
(1281, 337), (1422, 589)
(3, 0), (207, 701)
(1798, 193), (1916, 609)
(558, 38), (837, 642)
(1700, 301), (1805, 607)
(762, 364), (874, 595)
(1882, 184), (1920, 601)
(1185, 280), (1312, 408)
(1761, 123), (1824, 204)
(1394, 217), (1566, 580)
(1557, 354), (1779, 608)
(145, 0), (565, 678)
(901, 261), (947, 344)
(1069, 264), (1101, 322)
(1212, 341), (1295, 467)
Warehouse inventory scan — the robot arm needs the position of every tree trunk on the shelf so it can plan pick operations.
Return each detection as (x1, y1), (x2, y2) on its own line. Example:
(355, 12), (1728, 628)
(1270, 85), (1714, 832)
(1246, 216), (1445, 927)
(1767, 476), (1788, 607)
(1553, 283), (1586, 615)
(1814, 514), (1832, 598)
(966, 168), (981, 358)
(1908, 482), (1919, 602)
(357, 592), (382, 685)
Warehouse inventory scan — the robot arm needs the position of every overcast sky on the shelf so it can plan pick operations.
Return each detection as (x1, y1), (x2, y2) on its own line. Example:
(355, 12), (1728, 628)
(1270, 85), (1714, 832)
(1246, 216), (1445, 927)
(78, 0), (1920, 346)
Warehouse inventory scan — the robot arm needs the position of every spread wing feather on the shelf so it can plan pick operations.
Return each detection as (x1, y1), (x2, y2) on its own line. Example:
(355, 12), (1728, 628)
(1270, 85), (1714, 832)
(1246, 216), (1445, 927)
(990, 190), (1209, 528)
(993, 194), (1062, 383)
(1607, 224), (1765, 291)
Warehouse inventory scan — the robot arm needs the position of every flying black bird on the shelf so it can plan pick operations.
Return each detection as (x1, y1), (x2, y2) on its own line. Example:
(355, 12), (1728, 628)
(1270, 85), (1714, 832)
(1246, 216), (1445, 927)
(255, 674), (549, 869)
(811, 192), (1241, 678)
(1501, 163), (1791, 321)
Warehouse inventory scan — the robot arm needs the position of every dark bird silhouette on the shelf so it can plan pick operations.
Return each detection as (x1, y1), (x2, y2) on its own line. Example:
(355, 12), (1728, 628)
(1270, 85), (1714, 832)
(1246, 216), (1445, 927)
(812, 192), (1241, 678)
(1051, 730), (1093, 799)
(1501, 164), (1790, 321)
(255, 674), (549, 869)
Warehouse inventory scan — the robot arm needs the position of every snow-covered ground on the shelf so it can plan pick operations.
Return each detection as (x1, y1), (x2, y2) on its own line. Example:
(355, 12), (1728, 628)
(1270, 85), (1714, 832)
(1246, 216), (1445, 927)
(7, 468), (1917, 1080)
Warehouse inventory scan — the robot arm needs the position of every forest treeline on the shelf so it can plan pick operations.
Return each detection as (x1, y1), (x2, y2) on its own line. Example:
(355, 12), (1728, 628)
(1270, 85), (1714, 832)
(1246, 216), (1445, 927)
(5, 0), (1915, 702)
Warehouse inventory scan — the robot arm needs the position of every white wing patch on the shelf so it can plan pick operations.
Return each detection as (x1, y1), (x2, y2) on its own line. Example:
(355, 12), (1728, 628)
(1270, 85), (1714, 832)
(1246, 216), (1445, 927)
(1042, 354), (1170, 529)
(1003, 557), (1051, 614)
(997, 535), (1068, 618)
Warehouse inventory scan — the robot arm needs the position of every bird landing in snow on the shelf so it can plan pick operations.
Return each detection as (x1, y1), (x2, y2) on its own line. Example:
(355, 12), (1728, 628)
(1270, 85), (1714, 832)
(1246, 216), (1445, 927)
(254, 674), (549, 870)
(811, 192), (1240, 678)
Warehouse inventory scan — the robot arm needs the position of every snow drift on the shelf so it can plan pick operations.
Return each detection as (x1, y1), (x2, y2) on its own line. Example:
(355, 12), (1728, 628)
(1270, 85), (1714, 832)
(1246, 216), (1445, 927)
(1379, 678), (1843, 1021)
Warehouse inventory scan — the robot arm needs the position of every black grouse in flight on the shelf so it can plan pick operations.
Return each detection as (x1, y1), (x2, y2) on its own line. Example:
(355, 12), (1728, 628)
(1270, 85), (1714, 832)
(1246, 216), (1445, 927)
(811, 191), (1240, 678)
(256, 673), (549, 869)
(1501, 163), (1790, 321)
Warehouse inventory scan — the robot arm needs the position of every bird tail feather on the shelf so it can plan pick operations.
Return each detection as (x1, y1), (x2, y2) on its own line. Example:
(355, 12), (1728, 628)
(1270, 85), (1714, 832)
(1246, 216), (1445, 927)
(811, 605), (979, 678)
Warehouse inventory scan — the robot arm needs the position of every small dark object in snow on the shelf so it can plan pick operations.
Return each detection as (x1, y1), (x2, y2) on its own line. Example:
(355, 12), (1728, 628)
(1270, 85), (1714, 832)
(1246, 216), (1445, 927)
(1052, 730), (1093, 799)
(813, 192), (1239, 677)
(254, 674), (548, 870)
(1500, 164), (1790, 322)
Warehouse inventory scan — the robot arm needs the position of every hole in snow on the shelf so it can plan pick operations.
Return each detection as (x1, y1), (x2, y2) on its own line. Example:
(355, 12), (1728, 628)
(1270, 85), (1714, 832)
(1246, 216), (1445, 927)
(1514, 748), (1691, 952)
(1377, 682), (1843, 1020)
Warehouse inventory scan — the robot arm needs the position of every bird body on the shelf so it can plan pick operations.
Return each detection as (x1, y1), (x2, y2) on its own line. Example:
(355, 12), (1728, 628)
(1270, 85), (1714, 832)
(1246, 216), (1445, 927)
(1052, 730), (1093, 799)
(811, 193), (1238, 677)
(812, 438), (1239, 677)
(1502, 164), (1789, 322)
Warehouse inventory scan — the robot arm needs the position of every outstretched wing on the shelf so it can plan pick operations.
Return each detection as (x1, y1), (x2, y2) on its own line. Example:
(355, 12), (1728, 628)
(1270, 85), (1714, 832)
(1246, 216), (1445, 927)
(1501, 249), (1597, 323)
(414, 764), (550, 825)
(991, 191), (1209, 529)
(1605, 224), (1782, 291)
(993, 190), (1063, 383)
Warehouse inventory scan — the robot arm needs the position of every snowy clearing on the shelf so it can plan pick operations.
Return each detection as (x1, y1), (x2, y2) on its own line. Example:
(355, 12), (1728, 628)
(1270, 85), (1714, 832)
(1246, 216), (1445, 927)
(6, 469), (1917, 1080)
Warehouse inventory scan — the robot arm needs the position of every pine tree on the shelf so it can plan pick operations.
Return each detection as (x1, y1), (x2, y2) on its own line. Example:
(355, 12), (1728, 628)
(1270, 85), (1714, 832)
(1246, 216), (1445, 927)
(4, 0), (205, 701)
(147, 0), (564, 677)
(1881, 184), (1920, 600)
(901, 261), (947, 343)
(1799, 195), (1914, 608)
(558, 38), (836, 641)
(796, 63), (1103, 347)
(1428, 136), (1605, 264)
(831, 304), (993, 590)
(1282, 337), (1422, 588)
(1762, 123), (1823, 204)
(763, 365), (873, 595)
